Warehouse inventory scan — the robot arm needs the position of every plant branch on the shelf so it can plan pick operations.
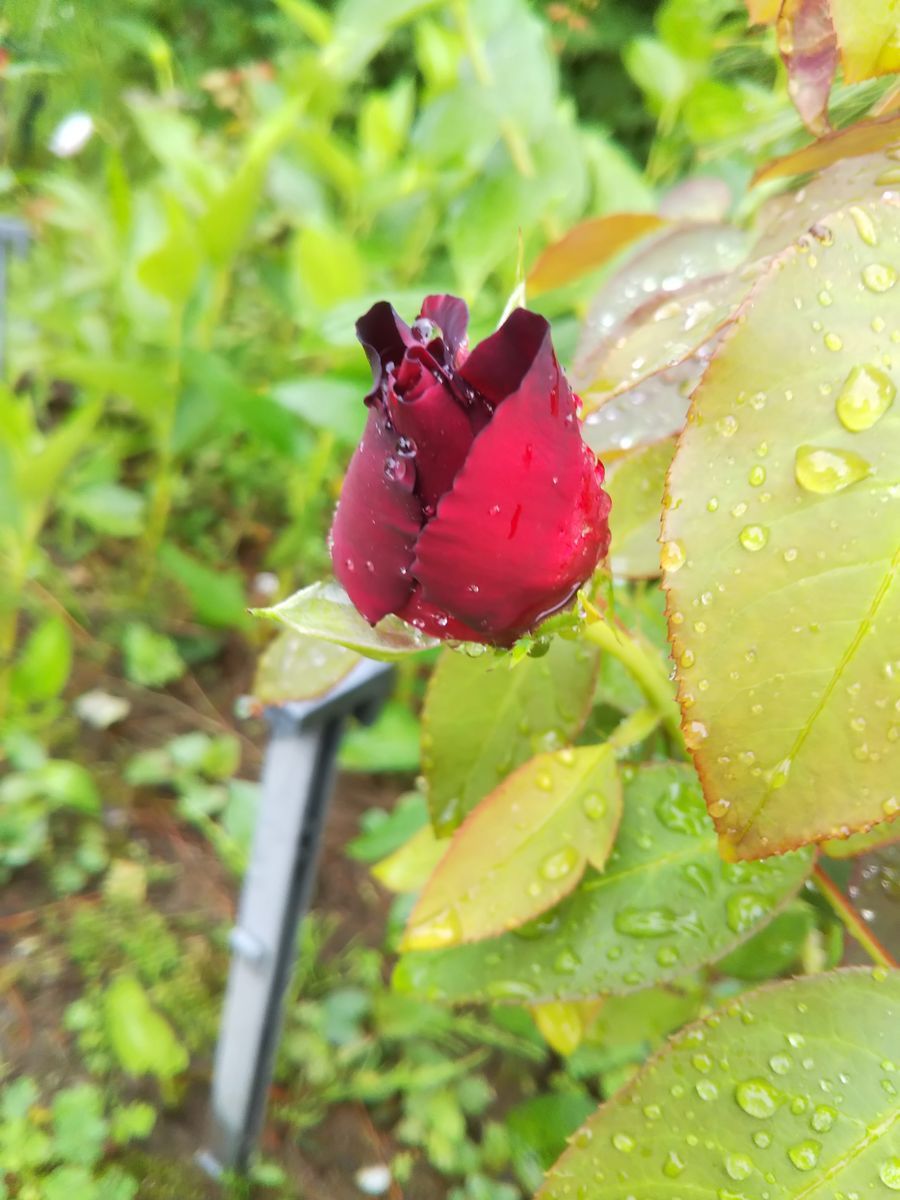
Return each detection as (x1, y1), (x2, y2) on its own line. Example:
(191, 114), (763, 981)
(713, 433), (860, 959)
(813, 862), (899, 970)
(580, 599), (684, 751)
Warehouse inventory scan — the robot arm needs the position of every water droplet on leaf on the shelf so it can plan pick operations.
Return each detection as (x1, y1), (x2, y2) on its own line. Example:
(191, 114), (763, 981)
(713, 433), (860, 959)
(836, 364), (896, 431)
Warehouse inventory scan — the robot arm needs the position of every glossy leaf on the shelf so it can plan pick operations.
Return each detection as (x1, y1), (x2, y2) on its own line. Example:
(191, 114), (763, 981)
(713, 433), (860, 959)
(824, 815), (900, 857)
(753, 112), (900, 183)
(540, 969), (900, 1199)
(253, 580), (438, 661)
(403, 746), (621, 949)
(527, 213), (666, 295)
(572, 222), (748, 393)
(831, 0), (900, 82)
(422, 639), (599, 834)
(393, 764), (813, 1003)
(373, 822), (449, 893)
(662, 199), (900, 858)
(581, 366), (696, 454)
(605, 440), (675, 578)
(253, 630), (360, 705)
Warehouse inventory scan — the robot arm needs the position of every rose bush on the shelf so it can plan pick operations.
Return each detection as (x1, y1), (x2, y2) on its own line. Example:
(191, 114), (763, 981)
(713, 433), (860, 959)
(330, 295), (611, 645)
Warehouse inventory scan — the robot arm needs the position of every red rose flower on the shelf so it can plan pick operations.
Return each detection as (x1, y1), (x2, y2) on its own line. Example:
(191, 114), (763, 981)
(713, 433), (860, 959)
(330, 295), (611, 646)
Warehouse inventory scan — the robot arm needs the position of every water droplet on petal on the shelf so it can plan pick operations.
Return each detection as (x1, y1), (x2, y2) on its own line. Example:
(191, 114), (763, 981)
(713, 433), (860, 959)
(794, 445), (870, 494)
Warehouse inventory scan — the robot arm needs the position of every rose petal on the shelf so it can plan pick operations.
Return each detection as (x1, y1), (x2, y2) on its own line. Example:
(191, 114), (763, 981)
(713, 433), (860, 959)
(356, 301), (414, 392)
(420, 295), (470, 363)
(458, 307), (550, 407)
(330, 406), (422, 623)
(388, 365), (476, 512)
(395, 585), (491, 644)
(412, 328), (610, 643)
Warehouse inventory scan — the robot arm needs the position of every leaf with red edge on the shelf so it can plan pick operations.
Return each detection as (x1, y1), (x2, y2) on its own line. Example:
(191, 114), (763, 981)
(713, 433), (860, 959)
(402, 746), (621, 949)
(527, 213), (667, 296)
(753, 112), (900, 184)
(662, 198), (900, 859)
(778, 0), (838, 136)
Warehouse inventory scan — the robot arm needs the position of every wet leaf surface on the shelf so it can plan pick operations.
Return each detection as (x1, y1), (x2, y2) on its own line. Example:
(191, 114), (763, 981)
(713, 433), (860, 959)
(422, 640), (599, 834)
(394, 763), (812, 1003)
(540, 969), (900, 1199)
(403, 746), (621, 949)
(662, 199), (900, 858)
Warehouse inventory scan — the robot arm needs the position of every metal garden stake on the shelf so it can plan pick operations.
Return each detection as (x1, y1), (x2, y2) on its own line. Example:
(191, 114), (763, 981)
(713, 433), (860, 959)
(199, 658), (395, 1177)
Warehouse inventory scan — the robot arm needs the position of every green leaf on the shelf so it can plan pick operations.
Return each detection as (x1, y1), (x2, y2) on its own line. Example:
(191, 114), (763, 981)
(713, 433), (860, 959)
(271, 376), (367, 443)
(339, 701), (421, 772)
(51, 1083), (108, 1167)
(254, 580), (437, 661)
(394, 763), (813, 1003)
(662, 199), (900, 858)
(372, 822), (449, 893)
(121, 622), (185, 688)
(292, 223), (367, 310)
(12, 615), (72, 705)
(540, 969), (900, 1198)
(136, 193), (201, 309)
(103, 973), (188, 1081)
(254, 630), (360, 705)
(422, 639), (599, 834)
(158, 542), (250, 630)
(717, 901), (815, 981)
(404, 746), (621, 949)
(346, 790), (430, 863)
(63, 482), (147, 537)
(109, 1102), (157, 1145)
(200, 97), (303, 268)
(605, 439), (675, 578)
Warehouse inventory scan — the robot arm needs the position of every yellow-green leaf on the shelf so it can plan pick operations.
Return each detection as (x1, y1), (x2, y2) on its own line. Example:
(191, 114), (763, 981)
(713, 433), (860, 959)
(662, 198), (900, 859)
(831, 0), (900, 83)
(403, 746), (621, 949)
(372, 823), (449, 893)
(604, 439), (676, 579)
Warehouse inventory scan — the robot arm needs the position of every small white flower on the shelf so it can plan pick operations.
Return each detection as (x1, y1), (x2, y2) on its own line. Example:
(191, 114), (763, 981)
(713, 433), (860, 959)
(354, 1164), (392, 1195)
(49, 111), (95, 158)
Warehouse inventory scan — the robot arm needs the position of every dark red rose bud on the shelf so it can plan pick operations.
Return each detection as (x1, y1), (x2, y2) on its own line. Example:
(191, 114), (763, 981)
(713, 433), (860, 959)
(330, 295), (611, 646)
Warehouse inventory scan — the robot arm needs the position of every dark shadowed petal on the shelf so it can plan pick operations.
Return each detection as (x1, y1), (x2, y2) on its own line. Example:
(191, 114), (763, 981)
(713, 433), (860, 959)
(411, 328), (611, 644)
(356, 301), (414, 388)
(419, 295), (470, 363)
(388, 366), (476, 512)
(458, 307), (550, 407)
(330, 406), (422, 624)
(395, 585), (491, 644)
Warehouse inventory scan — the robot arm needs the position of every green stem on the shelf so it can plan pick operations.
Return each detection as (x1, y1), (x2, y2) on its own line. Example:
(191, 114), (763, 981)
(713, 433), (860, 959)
(582, 612), (684, 751)
(608, 706), (661, 756)
(140, 316), (183, 591)
(813, 862), (898, 971)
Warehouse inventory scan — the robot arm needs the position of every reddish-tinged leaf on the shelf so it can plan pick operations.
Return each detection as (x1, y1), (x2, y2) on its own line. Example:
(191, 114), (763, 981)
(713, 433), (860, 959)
(527, 213), (666, 295)
(753, 112), (900, 183)
(662, 199), (900, 859)
(777, 0), (838, 135)
(402, 746), (621, 949)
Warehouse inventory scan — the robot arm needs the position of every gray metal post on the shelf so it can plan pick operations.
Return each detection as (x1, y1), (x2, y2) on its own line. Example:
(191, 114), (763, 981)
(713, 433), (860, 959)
(199, 658), (395, 1177)
(0, 217), (30, 380)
